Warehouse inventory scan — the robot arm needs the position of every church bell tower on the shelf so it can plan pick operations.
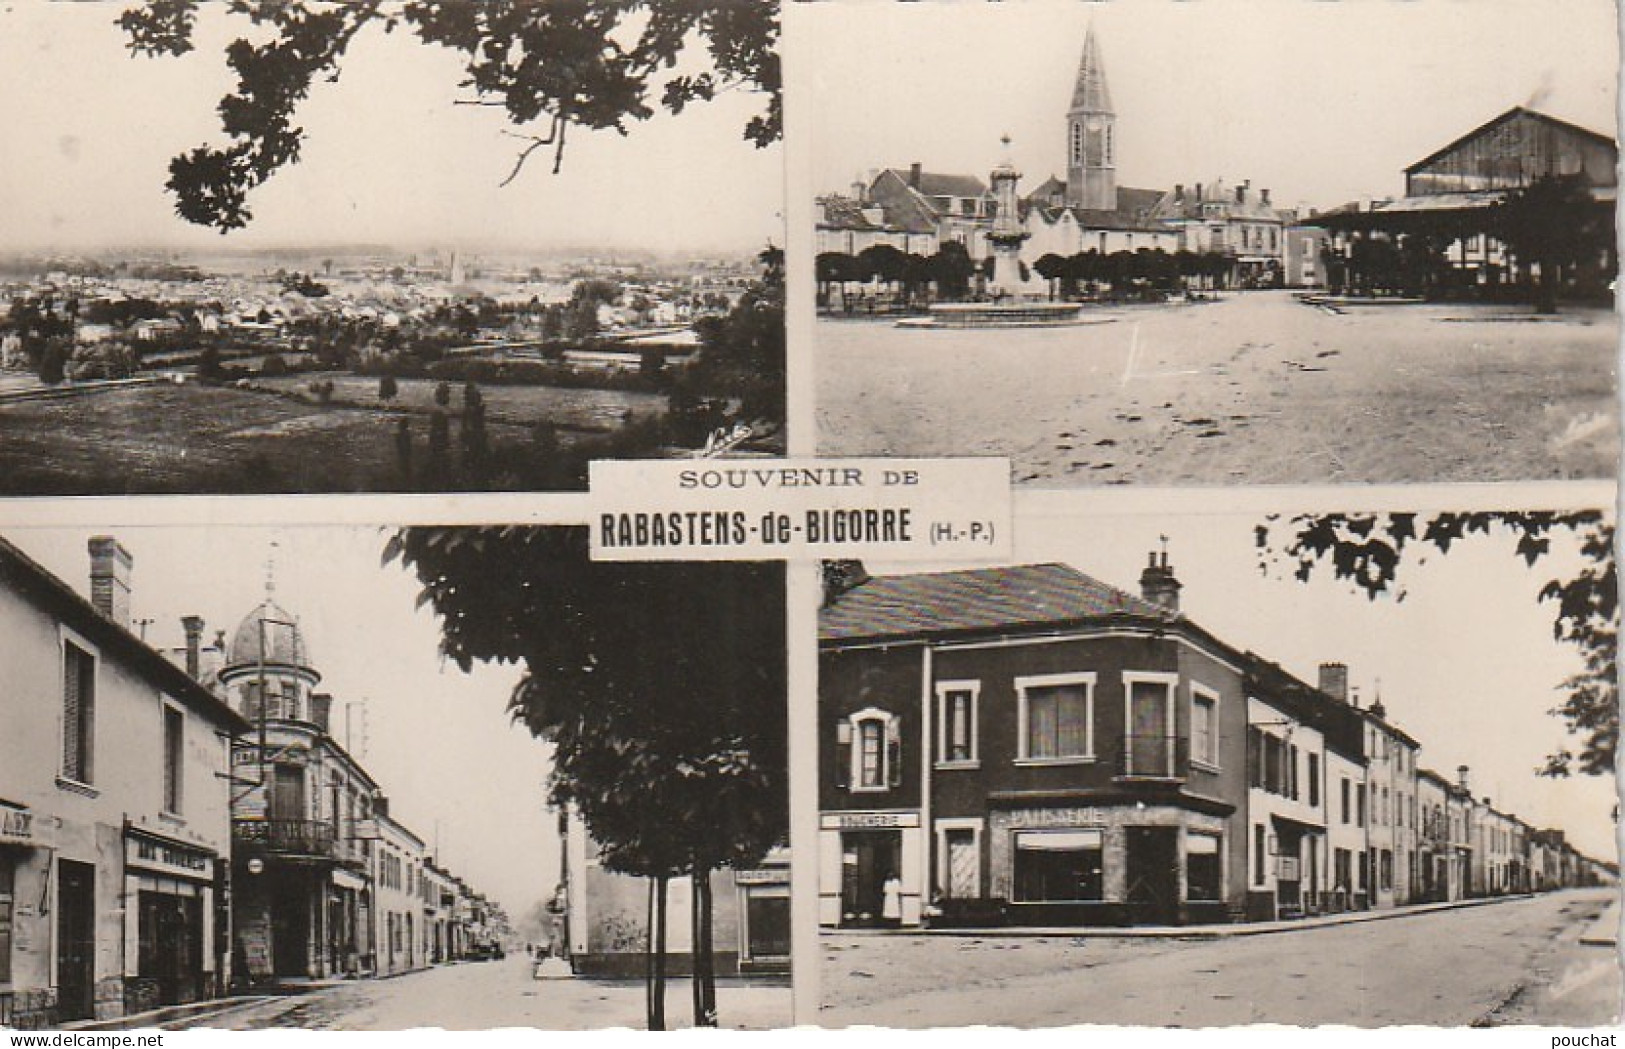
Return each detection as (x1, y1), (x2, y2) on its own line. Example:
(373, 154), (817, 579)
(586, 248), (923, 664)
(1065, 26), (1116, 212)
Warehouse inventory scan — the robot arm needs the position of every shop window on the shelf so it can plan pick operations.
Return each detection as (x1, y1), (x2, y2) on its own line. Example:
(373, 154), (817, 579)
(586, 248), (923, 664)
(1187, 833), (1222, 901)
(744, 891), (791, 963)
(0, 856), (12, 984)
(62, 639), (96, 784)
(1013, 830), (1103, 902)
(935, 682), (979, 765)
(1017, 673), (1094, 762)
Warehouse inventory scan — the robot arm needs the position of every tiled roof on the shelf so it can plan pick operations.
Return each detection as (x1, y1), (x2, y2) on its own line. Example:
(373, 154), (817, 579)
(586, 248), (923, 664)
(882, 169), (988, 200)
(820, 562), (1172, 642)
(816, 195), (880, 231)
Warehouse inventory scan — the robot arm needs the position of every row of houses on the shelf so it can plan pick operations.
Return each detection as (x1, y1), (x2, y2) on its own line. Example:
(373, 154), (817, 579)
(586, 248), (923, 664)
(817, 554), (1614, 930)
(0, 536), (505, 1029)
(816, 26), (1616, 299)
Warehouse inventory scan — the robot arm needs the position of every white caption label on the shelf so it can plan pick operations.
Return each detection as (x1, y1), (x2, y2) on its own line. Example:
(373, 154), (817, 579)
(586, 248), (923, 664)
(589, 457), (1012, 561)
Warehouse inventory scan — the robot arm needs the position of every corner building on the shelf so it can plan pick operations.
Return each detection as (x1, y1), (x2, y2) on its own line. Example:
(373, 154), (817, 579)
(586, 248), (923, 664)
(819, 556), (1251, 928)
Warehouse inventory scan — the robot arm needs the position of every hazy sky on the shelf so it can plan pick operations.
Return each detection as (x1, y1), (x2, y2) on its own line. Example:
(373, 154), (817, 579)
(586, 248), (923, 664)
(6, 526), (556, 921)
(800, 0), (1619, 213)
(0, 3), (782, 255)
(878, 503), (1618, 861)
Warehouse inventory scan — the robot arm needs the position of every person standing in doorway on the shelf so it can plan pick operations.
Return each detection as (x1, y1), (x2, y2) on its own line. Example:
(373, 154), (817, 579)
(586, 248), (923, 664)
(881, 872), (903, 928)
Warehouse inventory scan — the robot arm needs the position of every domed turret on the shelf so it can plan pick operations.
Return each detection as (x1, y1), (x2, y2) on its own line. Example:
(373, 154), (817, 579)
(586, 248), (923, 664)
(219, 598), (321, 724)
(224, 599), (315, 675)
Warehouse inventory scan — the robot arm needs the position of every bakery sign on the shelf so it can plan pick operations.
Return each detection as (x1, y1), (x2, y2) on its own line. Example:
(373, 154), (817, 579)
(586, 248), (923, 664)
(0, 801), (38, 846)
(126, 829), (215, 881)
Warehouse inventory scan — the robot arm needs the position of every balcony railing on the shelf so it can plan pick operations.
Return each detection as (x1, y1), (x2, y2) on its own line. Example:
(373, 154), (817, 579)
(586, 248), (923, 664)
(235, 818), (359, 862)
(1116, 734), (1187, 779)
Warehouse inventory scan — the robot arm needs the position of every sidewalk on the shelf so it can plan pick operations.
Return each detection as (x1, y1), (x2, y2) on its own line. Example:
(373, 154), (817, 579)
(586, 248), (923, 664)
(63, 996), (283, 1032)
(845, 892), (1546, 941)
(1579, 897), (1620, 947)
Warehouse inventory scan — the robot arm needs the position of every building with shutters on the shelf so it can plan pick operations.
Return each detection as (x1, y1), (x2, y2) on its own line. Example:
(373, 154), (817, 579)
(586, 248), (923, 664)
(818, 551), (1612, 930)
(819, 553), (1253, 929)
(0, 536), (249, 1027)
(214, 595), (383, 985)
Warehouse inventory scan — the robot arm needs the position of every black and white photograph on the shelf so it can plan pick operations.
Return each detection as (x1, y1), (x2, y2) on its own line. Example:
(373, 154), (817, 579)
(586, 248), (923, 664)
(0, 2), (785, 496)
(816, 503), (1619, 1026)
(0, 525), (789, 1030)
(803, 0), (1619, 487)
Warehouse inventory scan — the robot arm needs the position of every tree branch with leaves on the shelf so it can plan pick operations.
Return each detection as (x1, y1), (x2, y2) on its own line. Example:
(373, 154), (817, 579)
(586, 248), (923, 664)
(1256, 510), (1617, 777)
(119, 0), (781, 231)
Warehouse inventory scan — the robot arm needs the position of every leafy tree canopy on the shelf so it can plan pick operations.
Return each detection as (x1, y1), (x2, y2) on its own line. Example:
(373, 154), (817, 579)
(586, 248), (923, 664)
(120, 0), (781, 231)
(1256, 510), (1617, 777)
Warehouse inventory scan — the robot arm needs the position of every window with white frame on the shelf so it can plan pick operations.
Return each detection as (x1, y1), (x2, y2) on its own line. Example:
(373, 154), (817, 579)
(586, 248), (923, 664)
(935, 681), (979, 765)
(1187, 832), (1222, 901)
(1191, 685), (1220, 769)
(1016, 673), (1094, 762)
(838, 708), (900, 792)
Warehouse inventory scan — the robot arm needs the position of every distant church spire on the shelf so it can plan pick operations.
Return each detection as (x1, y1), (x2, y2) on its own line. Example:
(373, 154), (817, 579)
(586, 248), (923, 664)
(1066, 25), (1117, 211)
(1071, 25), (1114, 115)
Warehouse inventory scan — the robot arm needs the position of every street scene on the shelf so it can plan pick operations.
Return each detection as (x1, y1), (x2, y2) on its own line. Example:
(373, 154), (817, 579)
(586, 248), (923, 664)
(804, 2), (1618, 486)
(821, 888), (1618, 1027)
(817, 507), (1619, 1025)
(0, 2), (785, 494)
(0, 527), (789, 1031)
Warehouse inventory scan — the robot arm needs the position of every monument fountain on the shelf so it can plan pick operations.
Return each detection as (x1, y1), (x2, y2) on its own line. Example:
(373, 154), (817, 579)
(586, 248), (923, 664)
(900, 136), (1104, 329)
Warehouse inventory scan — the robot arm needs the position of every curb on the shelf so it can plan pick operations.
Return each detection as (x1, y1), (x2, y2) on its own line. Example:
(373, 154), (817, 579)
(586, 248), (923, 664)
(842, 892), (1543, 941)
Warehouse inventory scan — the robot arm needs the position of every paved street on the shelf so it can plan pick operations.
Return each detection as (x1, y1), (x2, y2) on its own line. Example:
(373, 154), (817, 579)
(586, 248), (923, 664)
(173, 957), (791, 1031)
(820, 889), (1620, 1028)
(816, 292), (1618, 486)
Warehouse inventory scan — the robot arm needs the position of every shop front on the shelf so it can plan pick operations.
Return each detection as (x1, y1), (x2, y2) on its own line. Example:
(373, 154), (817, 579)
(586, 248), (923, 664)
(989, 801), (1233, 926)
(0, 800), (57, 1028)
(735, 858), (791, 974)
(122, 827), (222, 1015)
(819, 810), (923, 928)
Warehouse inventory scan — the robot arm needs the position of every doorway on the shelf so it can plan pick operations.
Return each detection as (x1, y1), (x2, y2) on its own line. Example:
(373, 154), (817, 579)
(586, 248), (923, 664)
(839, 831), (900, 926)
(55, 860), (96, 1021)
(1125, 827), (1179, 925)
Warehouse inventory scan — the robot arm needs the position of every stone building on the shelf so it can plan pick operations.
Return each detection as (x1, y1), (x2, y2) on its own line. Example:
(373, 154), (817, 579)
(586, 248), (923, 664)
(0, 537), (248, 1027)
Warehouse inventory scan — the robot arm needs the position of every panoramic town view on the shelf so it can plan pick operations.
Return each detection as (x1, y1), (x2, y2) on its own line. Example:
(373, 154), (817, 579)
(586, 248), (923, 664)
(806, 3), (1619, 486)
(0, 527), (789, 1030)
(817, 507), (1619, 1026)
(0, 3), (784, 495)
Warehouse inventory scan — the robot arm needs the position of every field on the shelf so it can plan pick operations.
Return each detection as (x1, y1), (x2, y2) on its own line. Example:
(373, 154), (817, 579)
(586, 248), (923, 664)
(0, 380), (667, 494)
(815, 291), (1619, 486)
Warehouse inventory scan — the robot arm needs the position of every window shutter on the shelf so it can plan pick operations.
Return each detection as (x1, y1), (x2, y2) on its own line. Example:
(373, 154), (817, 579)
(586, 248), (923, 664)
(886, 719), (902, 789)
(834, 720), (851, 789)
(62, 646), (82, 777)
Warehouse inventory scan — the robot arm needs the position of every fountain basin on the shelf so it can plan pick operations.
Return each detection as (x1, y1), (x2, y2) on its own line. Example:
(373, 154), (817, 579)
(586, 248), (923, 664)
(898, 301), (1109, 329)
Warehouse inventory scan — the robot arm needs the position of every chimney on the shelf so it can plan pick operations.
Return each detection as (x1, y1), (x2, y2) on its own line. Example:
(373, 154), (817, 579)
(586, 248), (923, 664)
(88, 536), (133, 627)
(1174, 184), (1184, 201)
(1318, 662), (1349, 704)
(1195, 182), (1204, 201)
(1138, 548), (1182, 612)
(851, 180), (867, 204)
(181, 615), (205, 680)
(311, 693), (334, 733)
(1457, 765), (1470, 792)
(909, 162), (922, 189)
(1261, 187), (1271, 206)
(1235, 183), (1246, 204)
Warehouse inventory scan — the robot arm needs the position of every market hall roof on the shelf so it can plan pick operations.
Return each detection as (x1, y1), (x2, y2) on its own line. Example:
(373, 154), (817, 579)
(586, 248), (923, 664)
(819, 562), (1173, 644)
